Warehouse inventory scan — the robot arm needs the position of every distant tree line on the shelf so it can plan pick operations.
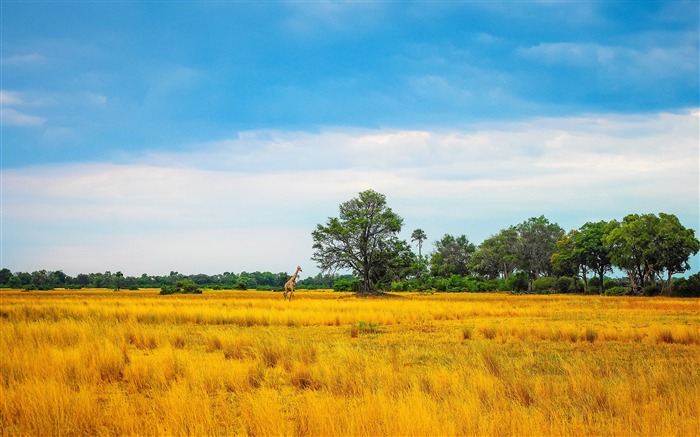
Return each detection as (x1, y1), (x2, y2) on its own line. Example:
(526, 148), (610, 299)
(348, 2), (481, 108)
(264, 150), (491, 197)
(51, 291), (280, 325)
(311, 190), (700, 296)
(0, 268), (350, 292)
(3, 190), (699, 297)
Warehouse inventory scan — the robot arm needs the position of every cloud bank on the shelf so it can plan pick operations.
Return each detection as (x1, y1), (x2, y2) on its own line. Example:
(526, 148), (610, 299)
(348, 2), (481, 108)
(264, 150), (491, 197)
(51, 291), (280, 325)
(3, 110), (698, 276)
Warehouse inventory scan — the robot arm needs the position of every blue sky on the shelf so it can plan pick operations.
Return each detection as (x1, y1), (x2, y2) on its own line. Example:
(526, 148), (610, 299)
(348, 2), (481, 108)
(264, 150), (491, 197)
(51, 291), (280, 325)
(2, 1), (699, 278)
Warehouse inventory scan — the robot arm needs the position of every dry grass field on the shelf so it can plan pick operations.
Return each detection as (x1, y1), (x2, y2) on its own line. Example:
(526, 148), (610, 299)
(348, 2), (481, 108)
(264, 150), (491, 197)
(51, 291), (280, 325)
(1, 288), (699, 436)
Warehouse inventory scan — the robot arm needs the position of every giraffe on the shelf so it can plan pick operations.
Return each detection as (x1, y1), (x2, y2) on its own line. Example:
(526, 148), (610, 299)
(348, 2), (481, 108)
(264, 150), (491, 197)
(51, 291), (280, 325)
(284, 265), (302, 301)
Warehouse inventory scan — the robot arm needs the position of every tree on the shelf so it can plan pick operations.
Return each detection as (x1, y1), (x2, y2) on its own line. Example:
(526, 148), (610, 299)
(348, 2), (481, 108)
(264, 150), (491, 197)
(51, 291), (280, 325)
(50, 270), (68, 288)
(606, 214), (656, 291)
(115, 271), (124, 291)
(0, 268), (12, 286)
(30, 270), (51, 290)
(429, 234), (476, 278)
(411, 229), (427, 257)
(76, 273), (90, 288)
(608, 213), (699, 293)
(515, 216), (564, 284)
(652, 213), (699, 292)
(551, 230), (585, 281)
(578, 221), (615, 294)
(469, 227), (519, 279)
(312, 189), (405, 292)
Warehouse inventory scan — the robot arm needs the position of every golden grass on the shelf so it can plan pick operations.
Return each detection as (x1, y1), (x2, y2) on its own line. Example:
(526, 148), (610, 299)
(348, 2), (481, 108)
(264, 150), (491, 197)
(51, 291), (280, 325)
(1, 288), (699, 436)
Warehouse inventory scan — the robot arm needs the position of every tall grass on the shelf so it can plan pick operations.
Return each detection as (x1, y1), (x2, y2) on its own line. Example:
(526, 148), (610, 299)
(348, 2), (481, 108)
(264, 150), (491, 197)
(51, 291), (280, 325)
(1, 288), (699, 435)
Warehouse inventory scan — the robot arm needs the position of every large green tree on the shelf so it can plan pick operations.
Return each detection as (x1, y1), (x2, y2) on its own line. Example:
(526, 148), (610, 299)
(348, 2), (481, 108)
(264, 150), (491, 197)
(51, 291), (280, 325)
(607, 213), (699, 292)
(576, 221), (615, 294)
(551, 230), (585, 280)
(469, 227), (519, 279)
(311, 189), (406, 292)
(430, 234), (476, 278)
(606, 214), (656, 290)
(515, 216), (565, 283)
(652, 213), (700, 291)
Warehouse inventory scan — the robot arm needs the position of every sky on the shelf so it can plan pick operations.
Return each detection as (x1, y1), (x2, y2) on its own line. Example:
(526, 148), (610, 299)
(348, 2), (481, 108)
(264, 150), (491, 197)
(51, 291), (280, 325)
(2, 1), (699, 279)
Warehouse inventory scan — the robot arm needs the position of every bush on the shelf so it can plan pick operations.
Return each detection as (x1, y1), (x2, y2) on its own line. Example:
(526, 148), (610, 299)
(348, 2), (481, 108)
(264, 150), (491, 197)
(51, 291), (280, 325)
(505, 272), (529, 293)
(333, 277), (360, 292)
(160, 285), (178, 295)
(532, 277), (557, 294)
(604, 286), (628, 296)
(391, 281), (407, 292)
(160, 280), (202, 295)
(642, 284), (662, 296)
(603, 278), (618, 290)
(556, 276), (574, 293)
(672, 273), (700, 297)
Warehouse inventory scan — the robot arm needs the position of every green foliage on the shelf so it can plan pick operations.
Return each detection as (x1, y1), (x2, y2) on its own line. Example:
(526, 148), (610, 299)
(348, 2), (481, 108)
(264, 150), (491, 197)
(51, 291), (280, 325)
(160, 280), (202, 295)
(556, 276), (574, 293)
(411, 229), (427, 257)
(606, 213), (699, 290)
(312, 189), (407, 292)
(505, 272), (529, 293)
(642, 284), (662, 297)
(352, 321), (381, 336)
(333, 277), (360, 292)
(672, 273), (700, 297)
(604, 286), (629, 296)
(0, 268), (13, 286)
(515, 216), (565, 280)
(531, 277), (557, 294)
(429, 234), (476, 278)
(469, 227), (519, 279)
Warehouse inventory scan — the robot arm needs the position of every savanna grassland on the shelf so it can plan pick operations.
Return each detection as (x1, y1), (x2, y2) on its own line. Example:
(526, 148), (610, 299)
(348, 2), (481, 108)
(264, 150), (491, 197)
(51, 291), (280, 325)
(1, 289), (699, 436)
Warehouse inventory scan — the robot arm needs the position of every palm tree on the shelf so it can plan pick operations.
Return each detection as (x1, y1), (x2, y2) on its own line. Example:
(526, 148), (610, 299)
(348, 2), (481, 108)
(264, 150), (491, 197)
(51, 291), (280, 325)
(411, 229), (427, 257)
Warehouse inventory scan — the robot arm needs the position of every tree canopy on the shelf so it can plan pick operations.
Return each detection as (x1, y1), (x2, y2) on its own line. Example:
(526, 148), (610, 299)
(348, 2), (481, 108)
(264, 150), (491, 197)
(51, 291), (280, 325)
(311, 189), (409, 292)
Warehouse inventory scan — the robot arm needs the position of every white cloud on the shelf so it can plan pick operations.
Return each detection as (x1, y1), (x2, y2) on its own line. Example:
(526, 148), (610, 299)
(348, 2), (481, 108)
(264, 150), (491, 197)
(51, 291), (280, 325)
(3, 110), (698, 275)
(2, 53), (46, 66)
(0, 91), (23, 105)
(86, 93), (108, 105)
(0, 108), (45, 126)
(520, 42), (697, 78)
(283, 1), (386, 36)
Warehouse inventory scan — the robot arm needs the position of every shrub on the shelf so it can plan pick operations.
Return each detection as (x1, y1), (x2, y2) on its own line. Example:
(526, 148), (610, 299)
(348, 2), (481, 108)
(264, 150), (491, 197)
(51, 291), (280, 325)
(160, 280), (202, 295)
(505, 272), (529, 293)
(672, 273), (700, 297)
(603, 279), (617, 290)
(642, 284), (662, 296)
(160, 285), (178, 295)
(333, 277), (360, 292)
(604, 286), (628, 296)
(532, 277), (557, 294)
(556, 276), (574, 293)
(391, 281), (407, 292)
